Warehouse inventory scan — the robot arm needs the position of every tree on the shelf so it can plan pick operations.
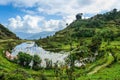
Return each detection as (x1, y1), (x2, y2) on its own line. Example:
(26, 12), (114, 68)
(66, 23), (69, 26)
(33, 54), (42, 70)
(17, 52), (33, 67)
(65, 52), (76, 80)
(65, 53), (76, 68)
(44, 58), (52, 69)
(89, 35), (102, 53)
(112, 8), (117, 14)
(97, 29), (114, 41)
(76, 13), (83, 20)
(104, 8), (118, 21)
(33, 55), (41, 65)
(54, 61), (59, 77)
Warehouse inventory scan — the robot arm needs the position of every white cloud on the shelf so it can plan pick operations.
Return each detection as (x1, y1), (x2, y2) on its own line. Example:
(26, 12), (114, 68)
(42, 19), (67, 32)
(8, 15), (67, 33)
(1, 0), (120, 15)
(0, 0), (11, 5)
(0, 0), (39, 7)
(8, 15), (43, 33)
(37, 0), (120, 16)
(13, 0), (39, 7)
(9, 0), (120, 23)
(2, 0), (120, 34)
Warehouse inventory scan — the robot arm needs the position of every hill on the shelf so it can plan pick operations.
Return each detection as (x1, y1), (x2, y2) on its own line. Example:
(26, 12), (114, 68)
(35, 9), (120, 79)
(0, 24), (18, 39)
(36, 8), (120, 52)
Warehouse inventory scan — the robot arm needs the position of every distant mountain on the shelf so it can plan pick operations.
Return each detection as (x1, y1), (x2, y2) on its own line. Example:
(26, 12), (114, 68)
(27, 31), (55, 40)
(15, 32), (33, 39)
(0, 24), (18, 39)
(16, 31), (55, 40)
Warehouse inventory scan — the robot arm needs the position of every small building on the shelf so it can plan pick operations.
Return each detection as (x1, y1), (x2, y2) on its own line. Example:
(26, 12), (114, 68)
(5, 51), (17, 60)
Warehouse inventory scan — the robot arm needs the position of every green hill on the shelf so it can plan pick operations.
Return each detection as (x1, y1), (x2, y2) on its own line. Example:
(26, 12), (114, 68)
(37, 9), (120, 52)
(35, 9), (120, 79)
(0, 24), (18, 39)
(0, 24), (54, 80)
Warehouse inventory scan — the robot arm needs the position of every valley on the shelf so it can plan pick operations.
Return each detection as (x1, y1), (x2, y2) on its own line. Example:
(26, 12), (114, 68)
(0, 9), (120, 80)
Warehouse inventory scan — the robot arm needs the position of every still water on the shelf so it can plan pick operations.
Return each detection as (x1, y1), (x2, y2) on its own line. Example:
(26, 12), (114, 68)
(11, 42), (69, 67)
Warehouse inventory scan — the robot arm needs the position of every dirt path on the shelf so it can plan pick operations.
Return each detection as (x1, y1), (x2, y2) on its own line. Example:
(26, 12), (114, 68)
(0, 39), (14, 43)
(88, 53), (114, 75)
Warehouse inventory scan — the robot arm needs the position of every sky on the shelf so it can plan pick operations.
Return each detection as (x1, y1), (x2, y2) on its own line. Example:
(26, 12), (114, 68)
(0, 0), (120, 34)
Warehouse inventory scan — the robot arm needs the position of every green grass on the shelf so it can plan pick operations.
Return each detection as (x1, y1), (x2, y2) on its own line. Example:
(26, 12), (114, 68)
(88, 52), (114, 75)
(1, 39), (120, 80)
(0, 49), (55, 80)
(0, 39), (63, 80)
(77, 62), (120, 80)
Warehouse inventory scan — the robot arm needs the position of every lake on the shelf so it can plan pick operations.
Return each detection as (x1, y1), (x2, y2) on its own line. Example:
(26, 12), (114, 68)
(11, 41), (69, 67)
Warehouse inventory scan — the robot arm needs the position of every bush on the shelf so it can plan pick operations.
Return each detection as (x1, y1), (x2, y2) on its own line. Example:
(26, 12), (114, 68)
(33, 54), (42, 70)
(17, 52), (33, 67)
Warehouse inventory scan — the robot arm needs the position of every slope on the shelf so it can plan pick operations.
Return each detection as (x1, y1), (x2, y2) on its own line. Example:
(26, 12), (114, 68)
(0, 24), (18, 39)
(36, 9), (120, 79)
(37, 8), (120, 52)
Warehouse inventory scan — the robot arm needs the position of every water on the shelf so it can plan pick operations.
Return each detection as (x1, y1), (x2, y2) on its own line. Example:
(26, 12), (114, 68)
(11, 42), (69, 67)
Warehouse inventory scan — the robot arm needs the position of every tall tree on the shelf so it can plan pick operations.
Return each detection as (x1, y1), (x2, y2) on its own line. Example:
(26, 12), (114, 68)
(17, 52), (33, 67)
(33, 54), (42, 70)
(76, 13), (83, 20)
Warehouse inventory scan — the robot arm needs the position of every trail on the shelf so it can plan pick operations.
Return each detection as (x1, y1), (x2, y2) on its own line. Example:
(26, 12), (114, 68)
(0, 39), (14, 43)
(88, 53), (114, 75)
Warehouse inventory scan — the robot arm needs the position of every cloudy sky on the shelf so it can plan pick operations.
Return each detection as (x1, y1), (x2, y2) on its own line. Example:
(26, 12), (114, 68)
(0, 0), (120, 34)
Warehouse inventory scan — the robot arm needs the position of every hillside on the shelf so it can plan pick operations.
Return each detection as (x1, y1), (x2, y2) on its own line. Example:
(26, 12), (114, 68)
(35, 9), (120, 79)
(0, 24), (18, 39)
(37, 9), (120, 52)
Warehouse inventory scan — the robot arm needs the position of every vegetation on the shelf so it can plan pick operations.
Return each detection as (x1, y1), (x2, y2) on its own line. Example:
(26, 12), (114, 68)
(17, 52), (33, 67)
(35, 8), (120, 79)
(0, 9), (120, 80)
(36, 9), (120, 52)
(0, 24), (19, 39)
(33, 54), (42, 70)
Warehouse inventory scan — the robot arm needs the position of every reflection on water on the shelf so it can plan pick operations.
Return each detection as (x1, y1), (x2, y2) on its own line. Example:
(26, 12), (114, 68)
(11, 42), (69, 67)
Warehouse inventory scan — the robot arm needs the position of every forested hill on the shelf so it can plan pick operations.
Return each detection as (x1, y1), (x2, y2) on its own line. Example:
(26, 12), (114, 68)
(0, 24), (18, 39)
(37, 9), (120, 52)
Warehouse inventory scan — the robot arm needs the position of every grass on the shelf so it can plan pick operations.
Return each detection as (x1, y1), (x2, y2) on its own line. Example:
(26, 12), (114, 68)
(88, 52), (114, 75)
(0, 39), (63, 80)
(0, 49), (55, 80)
(77, 62), (120, 80)
(76, 40), (120, 80)
(1, 39), (120, 80)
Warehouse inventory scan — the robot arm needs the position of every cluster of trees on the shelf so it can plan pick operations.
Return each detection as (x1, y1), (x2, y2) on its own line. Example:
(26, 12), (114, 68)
(89, 35), (102, 53)
(16, 52), (41, 70)
(104, 8), (118, 21)
(73, 28), (95, 37)
(16, 52), (54, 70)
(15, 52), (78, 79)
(86, 19), (105, 28)
(91, 8), (119, 21)
(97, 29), (115, 41)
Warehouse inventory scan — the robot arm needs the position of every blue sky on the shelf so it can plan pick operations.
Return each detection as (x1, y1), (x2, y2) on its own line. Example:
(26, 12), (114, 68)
(0, 0), (120, 34)
(0, 5), (24, 24)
